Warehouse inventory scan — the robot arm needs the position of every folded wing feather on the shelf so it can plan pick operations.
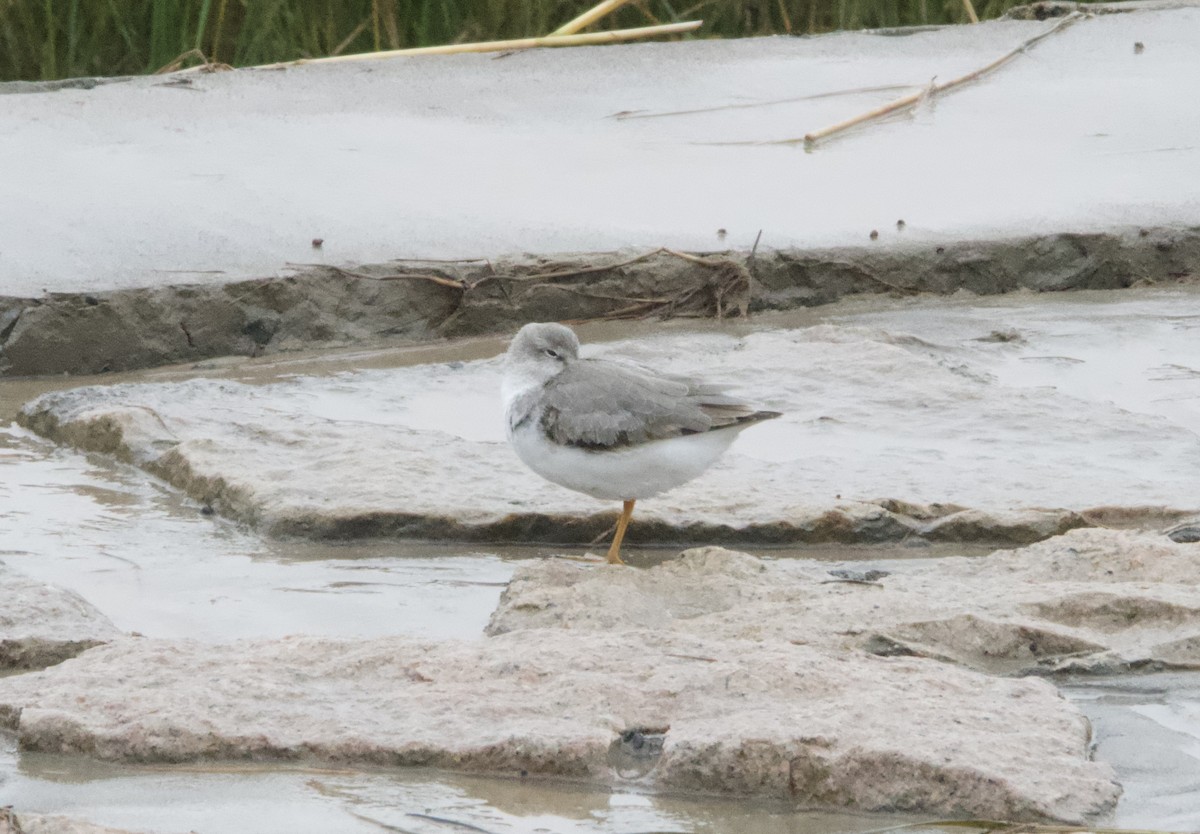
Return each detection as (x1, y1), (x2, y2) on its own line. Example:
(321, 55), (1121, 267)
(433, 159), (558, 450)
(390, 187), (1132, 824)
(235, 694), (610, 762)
(539, 358), (765, 449)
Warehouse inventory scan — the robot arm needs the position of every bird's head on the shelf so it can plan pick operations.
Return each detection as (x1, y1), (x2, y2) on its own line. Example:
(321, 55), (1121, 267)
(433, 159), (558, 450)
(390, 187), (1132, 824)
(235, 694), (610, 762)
(502, 322), (580, 395)
(507, 322), (579, 366)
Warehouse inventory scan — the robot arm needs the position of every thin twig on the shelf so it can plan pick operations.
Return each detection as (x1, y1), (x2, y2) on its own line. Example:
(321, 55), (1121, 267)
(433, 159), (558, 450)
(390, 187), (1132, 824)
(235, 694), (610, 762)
(532, 285), (673, 304)
(331, 18), (372, 56)
(155, 47), (231, 74)
(389, 256), (488, 263)
(861, 271), (918, 294)
(296, 263), (467, 290)
(563, 300), (662, 322)
(495, 249), (669, 282)
(610, 84), (914, 120)
(661, 248), (728, 266)
(794, 12), (1083, 148)
(588, 522), (618, 545)
(748, 229), (763, 275)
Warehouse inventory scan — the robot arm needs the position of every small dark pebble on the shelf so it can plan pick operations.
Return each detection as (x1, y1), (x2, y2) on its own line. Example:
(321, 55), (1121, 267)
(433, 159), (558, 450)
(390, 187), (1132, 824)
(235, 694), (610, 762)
(1139, 228), (1150, 237)
(519, 769), (528, 778)
(1134, 42), (1144, 54)
(936, 246), (946, 254)
(716, 228), (727, 239)
(869, 229), (879, 240)
(200, 504), (215, 516)
(311, 238), (324, 249)
(896, 219), (906, 230)
(84, 295), (99, 306)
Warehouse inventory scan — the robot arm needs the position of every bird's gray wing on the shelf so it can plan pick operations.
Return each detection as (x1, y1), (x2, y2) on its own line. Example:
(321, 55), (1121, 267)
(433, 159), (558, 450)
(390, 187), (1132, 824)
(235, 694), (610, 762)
(538, 358), (764, 448)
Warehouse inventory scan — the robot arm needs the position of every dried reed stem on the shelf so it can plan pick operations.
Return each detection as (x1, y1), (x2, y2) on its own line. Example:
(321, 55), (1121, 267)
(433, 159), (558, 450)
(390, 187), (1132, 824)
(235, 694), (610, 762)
(552, 0), (637, 35)
(261, 21), (700, 67)
(800, 11), (1082, 148)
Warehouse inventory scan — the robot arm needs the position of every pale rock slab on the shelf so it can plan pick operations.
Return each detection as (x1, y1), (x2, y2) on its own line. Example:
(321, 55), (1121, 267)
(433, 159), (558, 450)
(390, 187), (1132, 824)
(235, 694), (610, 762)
(16, 319), (1200, 545)
(0, 628), (1117, 822)
(13, 814), (150, 834)
(0, 561), (122, 670)
(487, 529), (1200, 676)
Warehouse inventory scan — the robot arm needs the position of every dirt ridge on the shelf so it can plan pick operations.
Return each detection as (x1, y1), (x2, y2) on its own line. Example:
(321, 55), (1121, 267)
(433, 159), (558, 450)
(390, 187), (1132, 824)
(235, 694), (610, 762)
(3, 228), (1197, 376)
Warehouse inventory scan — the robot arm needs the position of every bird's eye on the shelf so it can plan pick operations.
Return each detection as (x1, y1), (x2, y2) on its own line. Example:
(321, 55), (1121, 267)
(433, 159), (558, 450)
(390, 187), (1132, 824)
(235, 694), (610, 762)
(544, 348), (560, 359)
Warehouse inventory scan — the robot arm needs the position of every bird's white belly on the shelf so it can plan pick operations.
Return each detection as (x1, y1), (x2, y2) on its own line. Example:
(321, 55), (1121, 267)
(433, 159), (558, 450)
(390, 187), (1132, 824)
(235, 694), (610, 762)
(509, 420), (737, 501)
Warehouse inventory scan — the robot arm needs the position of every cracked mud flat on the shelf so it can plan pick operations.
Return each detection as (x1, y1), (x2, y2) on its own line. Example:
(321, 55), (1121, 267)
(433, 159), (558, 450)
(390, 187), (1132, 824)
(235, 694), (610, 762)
(16, 287), (1200, 546)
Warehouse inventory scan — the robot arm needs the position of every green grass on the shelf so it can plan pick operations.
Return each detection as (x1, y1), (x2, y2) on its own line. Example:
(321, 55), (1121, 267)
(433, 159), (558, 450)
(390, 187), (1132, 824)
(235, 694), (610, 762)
(2, 0), (1041, 82)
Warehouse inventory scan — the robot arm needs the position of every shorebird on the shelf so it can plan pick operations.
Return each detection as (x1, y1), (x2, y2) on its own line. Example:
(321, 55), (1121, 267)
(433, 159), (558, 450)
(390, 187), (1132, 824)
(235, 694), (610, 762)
(502, 322), (780, 565)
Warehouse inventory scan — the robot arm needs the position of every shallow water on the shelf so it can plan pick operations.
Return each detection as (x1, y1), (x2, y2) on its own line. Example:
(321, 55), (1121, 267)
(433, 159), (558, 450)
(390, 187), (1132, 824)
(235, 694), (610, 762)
(2, 290), (1200, 832)
(0, 740), (936, 834)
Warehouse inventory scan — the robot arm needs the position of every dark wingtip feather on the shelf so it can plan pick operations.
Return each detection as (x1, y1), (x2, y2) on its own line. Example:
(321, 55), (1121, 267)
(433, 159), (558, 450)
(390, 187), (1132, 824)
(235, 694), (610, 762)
(743, 409), (782, 424)
(701, 407), (781, 433)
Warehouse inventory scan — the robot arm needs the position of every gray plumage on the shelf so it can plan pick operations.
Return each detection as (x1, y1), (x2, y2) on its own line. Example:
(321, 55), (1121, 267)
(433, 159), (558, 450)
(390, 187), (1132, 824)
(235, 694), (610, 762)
(540, 361), (776, 448)
(505, 322), (780, 451)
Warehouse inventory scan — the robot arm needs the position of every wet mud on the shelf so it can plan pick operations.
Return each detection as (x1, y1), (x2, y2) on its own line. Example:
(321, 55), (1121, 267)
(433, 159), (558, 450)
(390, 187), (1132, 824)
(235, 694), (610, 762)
(12, 286), (1199, 549)
(3, 287), (1199, 833)
(3, 229), (1198, 376)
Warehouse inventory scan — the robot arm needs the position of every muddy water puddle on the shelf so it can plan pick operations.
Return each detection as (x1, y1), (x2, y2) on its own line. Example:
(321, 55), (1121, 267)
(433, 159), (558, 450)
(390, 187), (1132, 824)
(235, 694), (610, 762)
(0, 426), (511, 641)
(0, 744), (934, 834)
(3, 287), (1200, 831)
(0, 420), (987, 834)
(0, 423), (970, 642)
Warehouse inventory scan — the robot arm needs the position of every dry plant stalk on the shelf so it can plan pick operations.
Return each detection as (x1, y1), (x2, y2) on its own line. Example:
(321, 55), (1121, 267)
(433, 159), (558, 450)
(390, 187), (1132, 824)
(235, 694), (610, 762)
(962, 0), (980, 23)
(551, 253), (751, 323)
(799, 11), (1083, 148)
(154, 48), (232, 74)
(294, 247), (753, 325)
(259, 21), (700, 67)
(552, 0), (638, 35)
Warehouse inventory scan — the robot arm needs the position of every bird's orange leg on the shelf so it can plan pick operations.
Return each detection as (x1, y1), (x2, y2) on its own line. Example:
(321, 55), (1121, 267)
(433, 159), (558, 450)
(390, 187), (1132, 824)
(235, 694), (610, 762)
(606, 499), (636, 565)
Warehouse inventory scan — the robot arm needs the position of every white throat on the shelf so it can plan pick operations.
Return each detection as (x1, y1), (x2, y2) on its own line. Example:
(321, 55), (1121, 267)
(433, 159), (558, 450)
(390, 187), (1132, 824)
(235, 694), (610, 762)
(501, 358), (559, 410)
